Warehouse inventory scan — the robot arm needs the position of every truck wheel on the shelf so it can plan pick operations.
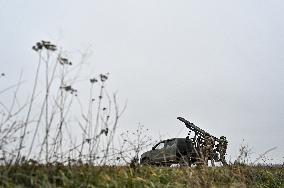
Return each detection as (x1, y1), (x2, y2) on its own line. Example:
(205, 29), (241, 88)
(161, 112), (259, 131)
(141, 158), (150, 165)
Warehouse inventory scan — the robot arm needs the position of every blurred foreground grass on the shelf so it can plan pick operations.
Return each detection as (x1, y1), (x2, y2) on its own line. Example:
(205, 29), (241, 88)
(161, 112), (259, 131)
(0, 164), (283, 187)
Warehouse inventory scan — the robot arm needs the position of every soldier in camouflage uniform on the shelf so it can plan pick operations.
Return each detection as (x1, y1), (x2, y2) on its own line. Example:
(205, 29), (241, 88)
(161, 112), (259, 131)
(203, 134), (215, 166)
(196, 135), (203, 164)
(216, 136), (228, 165)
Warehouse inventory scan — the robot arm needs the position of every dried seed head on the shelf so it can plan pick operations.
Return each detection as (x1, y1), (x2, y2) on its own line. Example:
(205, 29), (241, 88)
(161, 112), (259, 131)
(100, 74), (108, 82)
(90, 78), (98, 83)
(32, 40), (57, 52)
(60, 85), (77, 94)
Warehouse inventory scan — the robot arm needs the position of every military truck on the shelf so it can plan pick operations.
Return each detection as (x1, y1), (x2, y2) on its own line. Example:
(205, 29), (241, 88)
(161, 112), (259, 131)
(140, 117), (228, 166)
(140, 138), (202, 166)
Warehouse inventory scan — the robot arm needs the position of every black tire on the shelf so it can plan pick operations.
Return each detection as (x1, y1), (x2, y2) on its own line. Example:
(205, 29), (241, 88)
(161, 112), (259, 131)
(141, 158), (151, 166)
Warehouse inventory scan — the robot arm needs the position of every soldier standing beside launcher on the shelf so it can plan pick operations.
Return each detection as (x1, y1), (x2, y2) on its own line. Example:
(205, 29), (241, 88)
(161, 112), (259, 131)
(203, 134), (215, 166)
(216, 136), (228, 165)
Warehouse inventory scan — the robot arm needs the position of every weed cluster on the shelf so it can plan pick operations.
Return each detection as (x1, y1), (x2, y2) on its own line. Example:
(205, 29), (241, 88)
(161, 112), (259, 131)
(0, 41), (126, 166)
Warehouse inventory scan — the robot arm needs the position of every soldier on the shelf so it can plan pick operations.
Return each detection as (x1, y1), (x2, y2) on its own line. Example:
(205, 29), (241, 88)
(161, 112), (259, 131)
(196, 135), (203, 162)
(217, 136), (228, 165)
(203, 134), (215, 166)
(185, 134), (192, 166)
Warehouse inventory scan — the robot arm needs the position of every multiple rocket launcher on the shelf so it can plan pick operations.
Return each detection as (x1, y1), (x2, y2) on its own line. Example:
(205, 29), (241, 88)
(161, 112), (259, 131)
(177, 117), (220, 142)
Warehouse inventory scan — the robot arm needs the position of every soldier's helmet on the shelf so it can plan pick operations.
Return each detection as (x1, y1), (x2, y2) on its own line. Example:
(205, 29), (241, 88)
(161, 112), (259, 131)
(220, 136), (226, 140)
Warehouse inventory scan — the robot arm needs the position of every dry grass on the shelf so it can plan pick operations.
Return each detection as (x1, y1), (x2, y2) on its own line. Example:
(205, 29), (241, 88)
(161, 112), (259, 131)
(0, 164), (283, 187)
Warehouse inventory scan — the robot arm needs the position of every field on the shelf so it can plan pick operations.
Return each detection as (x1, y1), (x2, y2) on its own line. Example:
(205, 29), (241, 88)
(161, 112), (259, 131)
(1, 41), (283, 187)
(0, 164), (283, 187)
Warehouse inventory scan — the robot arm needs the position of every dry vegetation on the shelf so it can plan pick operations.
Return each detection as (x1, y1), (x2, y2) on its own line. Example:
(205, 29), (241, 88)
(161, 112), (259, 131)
(0, 165), (283, 187)
(0, 41), (283, 187)
(0, 41), (129, 166)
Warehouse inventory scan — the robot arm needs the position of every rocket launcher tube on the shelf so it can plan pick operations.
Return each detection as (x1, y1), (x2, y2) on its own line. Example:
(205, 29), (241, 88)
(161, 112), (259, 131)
(177, 117), (220, 142)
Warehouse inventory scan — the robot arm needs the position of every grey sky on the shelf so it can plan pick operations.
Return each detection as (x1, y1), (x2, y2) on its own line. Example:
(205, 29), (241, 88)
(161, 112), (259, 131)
(1, 0), (284, 163)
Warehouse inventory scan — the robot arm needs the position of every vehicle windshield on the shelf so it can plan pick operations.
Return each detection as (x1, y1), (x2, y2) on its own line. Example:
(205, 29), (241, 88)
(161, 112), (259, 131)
(165, 139), (175, 147)
(154, 142), (165, 149)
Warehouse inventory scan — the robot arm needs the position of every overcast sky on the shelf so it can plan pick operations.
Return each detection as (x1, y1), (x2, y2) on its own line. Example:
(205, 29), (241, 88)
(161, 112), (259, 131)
(1, 0), (284, 163)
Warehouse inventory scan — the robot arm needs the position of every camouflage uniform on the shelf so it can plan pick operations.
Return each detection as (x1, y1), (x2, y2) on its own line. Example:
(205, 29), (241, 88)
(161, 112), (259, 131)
(203, 135), (215, 166)
(217, 136), (228, 165)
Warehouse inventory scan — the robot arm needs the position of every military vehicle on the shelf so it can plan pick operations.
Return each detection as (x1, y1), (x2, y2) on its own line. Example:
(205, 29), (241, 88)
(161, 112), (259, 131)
(140, 138), (200, 166)
(140, 117), (228, 166)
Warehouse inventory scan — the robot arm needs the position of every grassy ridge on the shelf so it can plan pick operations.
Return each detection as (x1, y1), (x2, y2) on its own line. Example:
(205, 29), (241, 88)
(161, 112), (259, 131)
(0, 165), (283, 187)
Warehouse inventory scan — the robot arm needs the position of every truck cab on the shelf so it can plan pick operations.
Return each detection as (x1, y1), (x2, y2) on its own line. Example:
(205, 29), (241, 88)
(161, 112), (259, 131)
(140, 138), (196, 166)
